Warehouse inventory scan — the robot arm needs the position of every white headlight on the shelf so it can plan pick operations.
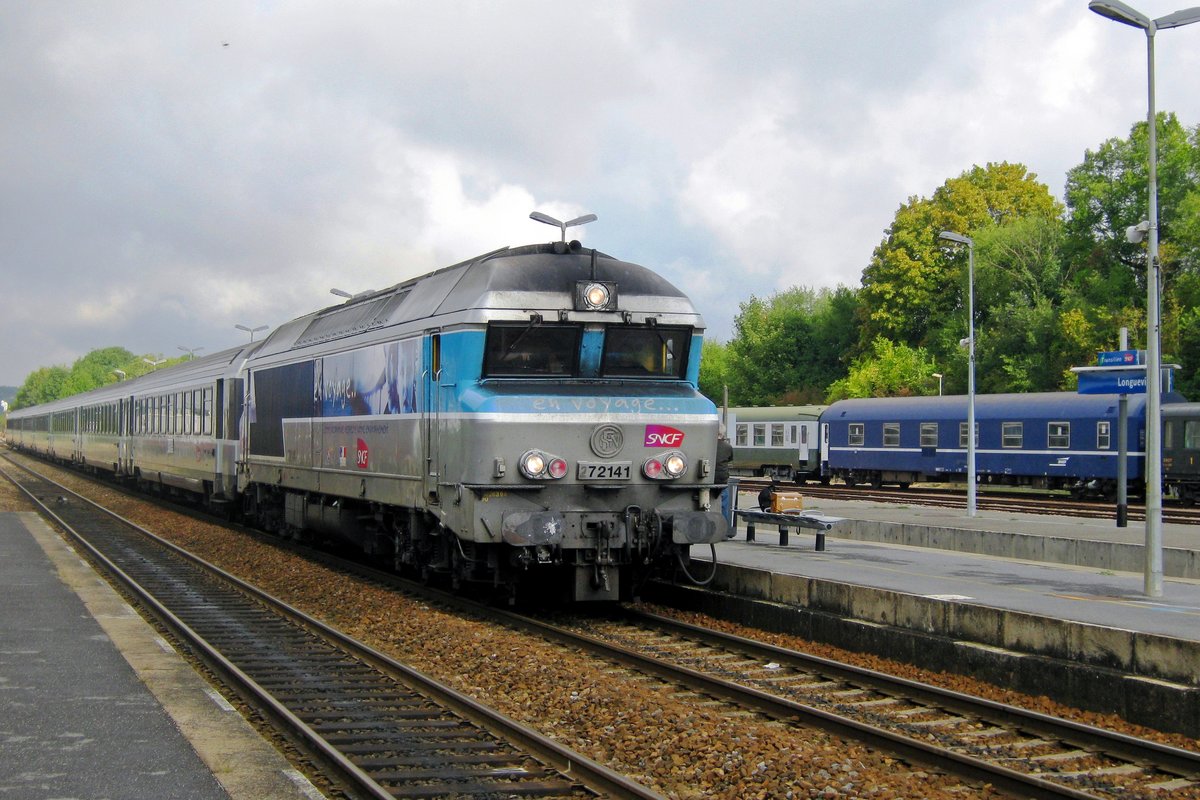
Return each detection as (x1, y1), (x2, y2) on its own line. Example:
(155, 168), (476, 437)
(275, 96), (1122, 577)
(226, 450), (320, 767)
(664, 452), (687, 477)
(584, 283), (610, 309)
(520, 451), (546, 478)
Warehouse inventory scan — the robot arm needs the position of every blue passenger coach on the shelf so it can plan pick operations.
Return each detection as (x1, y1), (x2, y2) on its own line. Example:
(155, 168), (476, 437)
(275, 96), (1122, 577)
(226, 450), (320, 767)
(821, 392), (1179, 496)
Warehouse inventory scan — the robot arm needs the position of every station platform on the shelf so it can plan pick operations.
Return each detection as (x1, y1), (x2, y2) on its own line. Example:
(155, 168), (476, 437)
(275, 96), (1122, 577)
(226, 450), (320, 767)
(0, 512), (321, 800)
(673, 490), (1200, 736)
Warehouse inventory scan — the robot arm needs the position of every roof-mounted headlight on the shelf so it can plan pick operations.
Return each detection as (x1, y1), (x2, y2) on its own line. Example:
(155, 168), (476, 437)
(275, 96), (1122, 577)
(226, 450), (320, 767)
(575, 280), (618, 312)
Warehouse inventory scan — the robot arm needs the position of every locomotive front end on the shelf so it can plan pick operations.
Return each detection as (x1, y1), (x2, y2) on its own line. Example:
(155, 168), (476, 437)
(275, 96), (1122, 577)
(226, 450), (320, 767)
(434, 242), (728, 600)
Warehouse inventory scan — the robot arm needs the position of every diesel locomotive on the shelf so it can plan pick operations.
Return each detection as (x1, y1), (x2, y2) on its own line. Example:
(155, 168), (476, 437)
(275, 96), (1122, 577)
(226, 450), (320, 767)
(7, 218), (730, 601)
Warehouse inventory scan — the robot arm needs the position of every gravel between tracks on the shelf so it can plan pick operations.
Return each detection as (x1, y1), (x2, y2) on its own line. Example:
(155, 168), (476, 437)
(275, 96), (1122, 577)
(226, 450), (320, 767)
(5, 462), (1198, 799)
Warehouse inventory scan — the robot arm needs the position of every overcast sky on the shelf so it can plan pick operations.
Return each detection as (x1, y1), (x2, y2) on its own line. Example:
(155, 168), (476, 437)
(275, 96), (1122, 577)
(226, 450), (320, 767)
(3, 1), (1199, 386)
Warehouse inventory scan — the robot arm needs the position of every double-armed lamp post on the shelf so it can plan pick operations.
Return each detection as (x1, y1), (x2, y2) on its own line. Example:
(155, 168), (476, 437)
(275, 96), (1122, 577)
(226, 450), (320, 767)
(1089, 0), (1200, 597)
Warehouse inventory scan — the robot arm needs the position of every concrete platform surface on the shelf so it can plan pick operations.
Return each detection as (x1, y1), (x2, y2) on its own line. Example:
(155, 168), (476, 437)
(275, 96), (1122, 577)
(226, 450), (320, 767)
(719, 488), (1200, 640)
(0, 511), (323, 800)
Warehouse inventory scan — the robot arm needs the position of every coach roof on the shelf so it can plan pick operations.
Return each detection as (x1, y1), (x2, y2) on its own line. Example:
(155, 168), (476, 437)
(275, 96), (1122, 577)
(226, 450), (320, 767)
(822, 392), (1154, 422)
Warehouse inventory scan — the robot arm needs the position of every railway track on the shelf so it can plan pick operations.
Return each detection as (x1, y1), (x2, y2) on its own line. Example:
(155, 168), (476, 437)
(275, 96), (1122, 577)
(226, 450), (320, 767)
(0, 454), (659, 800)
(508, 608), (1200, 800)
(739, 479), (1200, 525)
(152, 519), (1198, 800)
(9, 450), (1200, 798)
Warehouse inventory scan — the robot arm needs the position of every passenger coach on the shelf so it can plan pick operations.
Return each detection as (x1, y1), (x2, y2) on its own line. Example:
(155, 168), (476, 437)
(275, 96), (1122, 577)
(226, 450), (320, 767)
(725, 405), (824, 482)
(1164, 402), (1200, 505)
(821, 392), (1178, 496)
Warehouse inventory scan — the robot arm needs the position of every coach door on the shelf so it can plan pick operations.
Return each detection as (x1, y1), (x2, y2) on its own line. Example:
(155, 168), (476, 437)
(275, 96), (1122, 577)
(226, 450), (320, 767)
(422, 332), (442, 503)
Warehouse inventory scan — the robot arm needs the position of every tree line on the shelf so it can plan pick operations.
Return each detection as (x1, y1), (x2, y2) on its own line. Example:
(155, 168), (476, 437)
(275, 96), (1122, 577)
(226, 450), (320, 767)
(9, 347), (189, 410)
(699, 113), (1200, 406)
(7, 115), (1199, 413)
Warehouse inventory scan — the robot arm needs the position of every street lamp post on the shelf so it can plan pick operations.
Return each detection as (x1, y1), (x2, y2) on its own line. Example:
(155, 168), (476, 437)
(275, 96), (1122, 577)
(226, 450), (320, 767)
(932, 372), (944, 396)
(178, 345), (204, 361)
(235, 323), (268, 341)
(1090, 0), (1200, 598)
(143, 357), (166, 370)
(939, 230), (976, 517)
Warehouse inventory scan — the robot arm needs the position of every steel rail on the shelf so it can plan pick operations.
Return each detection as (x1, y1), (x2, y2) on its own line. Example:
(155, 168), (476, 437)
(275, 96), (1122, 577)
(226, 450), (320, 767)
(627, 608), (1200, 780)
(483, 608), (1109, 800)
(1, 455), (661, 800)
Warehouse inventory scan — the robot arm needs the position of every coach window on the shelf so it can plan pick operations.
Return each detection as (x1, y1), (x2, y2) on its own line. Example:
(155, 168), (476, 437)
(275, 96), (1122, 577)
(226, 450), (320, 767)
(959, 422), (978, 448)
(735, 423), (748, 447)
(1097, 421), (1111, 449)
(1002, 421), (1023, 448)
(920, 422), (938, 448)
(1186, 420), (1200, 449)
(753, 423), (766, 447)
(203, 388), (213, 436)
(771, 423), (784, 447)
(1048, 422), (1070, 449)
(848, 423), (865, 447)
(883, 422), (900, 447)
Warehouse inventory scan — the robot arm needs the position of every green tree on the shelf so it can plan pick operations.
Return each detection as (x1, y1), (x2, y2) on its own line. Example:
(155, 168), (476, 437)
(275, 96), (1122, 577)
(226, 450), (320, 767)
(858, 162), (1063, 351)
(13, 366), (70, 408)
(1064, 114), (1200, 393)
(1065, 113), (1199, 288)
(825, 337), (940, 400)
(61, 347), (138, 396)
(724, 286), (859, 406)
(698, 338), (731, 404)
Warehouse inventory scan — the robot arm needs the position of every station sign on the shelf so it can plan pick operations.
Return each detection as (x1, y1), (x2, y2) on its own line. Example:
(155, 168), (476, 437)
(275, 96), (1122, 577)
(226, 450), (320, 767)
(1096, 349), (1144, 366)
(1077, 368), (1147, 394)
(1074, 366), (1174, 395)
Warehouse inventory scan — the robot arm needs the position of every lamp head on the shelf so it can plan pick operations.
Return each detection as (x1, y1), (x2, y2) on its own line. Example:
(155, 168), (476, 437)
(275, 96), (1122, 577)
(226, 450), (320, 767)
(1126, 220), (1151, 244)
(1088, 0), (1151, 29)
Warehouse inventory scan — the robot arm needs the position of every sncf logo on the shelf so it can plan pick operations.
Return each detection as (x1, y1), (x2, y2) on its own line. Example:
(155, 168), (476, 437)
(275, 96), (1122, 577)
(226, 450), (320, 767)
(644, 425), (685, 447)
(356, 438), (370, 469)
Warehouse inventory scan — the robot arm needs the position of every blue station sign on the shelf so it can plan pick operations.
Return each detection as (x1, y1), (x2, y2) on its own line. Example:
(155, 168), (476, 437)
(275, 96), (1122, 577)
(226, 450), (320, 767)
(1096, 349), (1144, 367)
(1077, 368), (1147, 394)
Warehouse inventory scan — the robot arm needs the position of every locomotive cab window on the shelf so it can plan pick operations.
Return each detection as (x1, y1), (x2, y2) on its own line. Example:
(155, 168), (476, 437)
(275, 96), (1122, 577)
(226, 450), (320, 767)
(483, 323), (580, 377)
(601, 325), (689, 379)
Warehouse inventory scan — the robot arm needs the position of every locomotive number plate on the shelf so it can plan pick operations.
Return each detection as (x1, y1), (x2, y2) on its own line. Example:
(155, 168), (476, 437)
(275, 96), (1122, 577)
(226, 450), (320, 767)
(577, 461), (632, 480)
